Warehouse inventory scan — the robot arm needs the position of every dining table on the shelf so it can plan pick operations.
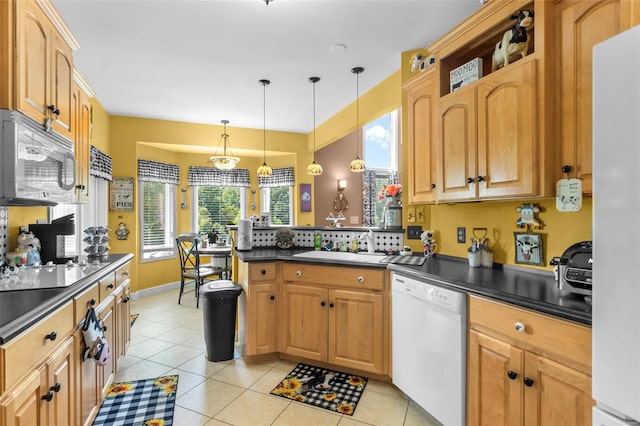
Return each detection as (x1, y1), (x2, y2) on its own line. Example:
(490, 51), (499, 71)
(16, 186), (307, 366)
(199, 244), (233, 279)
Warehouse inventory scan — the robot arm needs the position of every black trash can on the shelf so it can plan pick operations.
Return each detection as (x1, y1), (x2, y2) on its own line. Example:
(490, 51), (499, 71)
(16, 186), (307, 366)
(200, 281), (243, 362)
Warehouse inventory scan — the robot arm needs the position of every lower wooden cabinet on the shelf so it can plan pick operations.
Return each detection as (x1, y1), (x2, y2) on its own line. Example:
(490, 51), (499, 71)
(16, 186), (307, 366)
(280, 283), (385, 375)
(0, 336), (75, 426)
(467, 296), (592, 426)
(246, 282), (278, 356)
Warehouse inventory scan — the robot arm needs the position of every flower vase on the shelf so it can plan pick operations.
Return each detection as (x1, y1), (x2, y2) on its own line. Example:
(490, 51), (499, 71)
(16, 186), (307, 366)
(383, 196), (402, 229)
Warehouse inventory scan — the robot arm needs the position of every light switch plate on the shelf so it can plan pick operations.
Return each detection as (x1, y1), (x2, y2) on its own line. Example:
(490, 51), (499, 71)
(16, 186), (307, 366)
(407, 226), (422, 240)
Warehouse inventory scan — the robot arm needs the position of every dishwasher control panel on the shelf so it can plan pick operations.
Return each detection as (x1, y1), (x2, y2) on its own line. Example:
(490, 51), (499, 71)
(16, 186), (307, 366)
(392, 273), (466, 313)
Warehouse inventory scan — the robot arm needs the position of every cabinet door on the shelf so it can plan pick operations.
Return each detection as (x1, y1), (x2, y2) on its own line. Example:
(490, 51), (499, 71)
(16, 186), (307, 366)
(405, 71), (438, 204)
(115, 285), (131, 371)
(557, 0), (624, 194)
(436, 88), (477, 201)
(46, 337), (75, 426)
(477, 58), (536, 199)
(16, 0), (50, 123)
(279, 284), (327, 361)
(524, 352), (592, 426)
(247, 282), (278, 356)
(73, 85), (91, 201)
(0, 367), (47, 426)
(327, 289), (383, 374)
(73, 328), (100, 426)
(50, 33), (73, 140)
(99, 299), (116, 397)
(467, 330), (524, 426)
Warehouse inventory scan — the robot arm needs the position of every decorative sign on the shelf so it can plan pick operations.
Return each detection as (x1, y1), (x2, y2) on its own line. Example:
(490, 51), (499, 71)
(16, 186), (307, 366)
(300, 183), (311, 212)
(450, 58), (483, 92)
(110, 177), (134, 211)
(556, 178), (583, 212)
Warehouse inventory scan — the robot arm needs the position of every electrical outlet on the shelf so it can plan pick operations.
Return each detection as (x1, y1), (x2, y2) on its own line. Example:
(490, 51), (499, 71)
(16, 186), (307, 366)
(407, 226), (422, 240)
(457, 227), (466, 243)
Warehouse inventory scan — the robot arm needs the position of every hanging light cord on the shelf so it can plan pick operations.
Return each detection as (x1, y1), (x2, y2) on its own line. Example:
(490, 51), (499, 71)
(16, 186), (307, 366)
(356, 71), (359, 158)
(263, 82), (267, 163)
(313, 80), (317, 159)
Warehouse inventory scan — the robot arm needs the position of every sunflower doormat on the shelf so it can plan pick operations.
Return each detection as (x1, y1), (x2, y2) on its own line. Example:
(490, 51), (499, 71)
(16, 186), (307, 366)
(92, 375), (178, 426)
(270, 363), (367, 416)
(130, 313), (139, 327)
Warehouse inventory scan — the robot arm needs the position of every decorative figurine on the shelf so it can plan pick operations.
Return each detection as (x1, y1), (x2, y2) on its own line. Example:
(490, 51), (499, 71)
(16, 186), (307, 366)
(116, 222), (129, 240)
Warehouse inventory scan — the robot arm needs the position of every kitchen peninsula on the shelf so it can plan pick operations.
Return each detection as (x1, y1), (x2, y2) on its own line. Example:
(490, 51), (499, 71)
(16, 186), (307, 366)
(0, 254), (134, 426)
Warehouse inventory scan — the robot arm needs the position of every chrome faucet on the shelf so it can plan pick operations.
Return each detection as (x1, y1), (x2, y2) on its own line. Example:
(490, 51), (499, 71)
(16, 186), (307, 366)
(359, 229), (376, 253)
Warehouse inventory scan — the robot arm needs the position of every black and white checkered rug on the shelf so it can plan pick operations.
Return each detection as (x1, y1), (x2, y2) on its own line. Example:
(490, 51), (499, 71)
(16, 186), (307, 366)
(270, 363), (367, 415)
(93, 375), (178, 426)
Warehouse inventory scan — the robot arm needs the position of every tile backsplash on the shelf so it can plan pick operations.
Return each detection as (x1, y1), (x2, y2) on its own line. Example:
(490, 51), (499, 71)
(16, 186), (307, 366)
(251, 228), (404, 253)
(0, 207), (6, 261)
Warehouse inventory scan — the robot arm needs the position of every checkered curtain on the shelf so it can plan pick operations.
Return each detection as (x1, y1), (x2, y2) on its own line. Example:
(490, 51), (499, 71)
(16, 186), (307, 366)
(388, 170), (399, 185)
(362, 169), (377, 227)
(258, 167), (295, 188)
(89, 146), (112, 181)
(187, 166), (250, 187)
(137, 159), (179, 184)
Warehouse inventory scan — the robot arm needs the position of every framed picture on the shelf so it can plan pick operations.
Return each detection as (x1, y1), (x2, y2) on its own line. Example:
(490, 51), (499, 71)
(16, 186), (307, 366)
(300, 183), (312, 212)
(514, 232), (544, 266)
(110, 177), (134, 211)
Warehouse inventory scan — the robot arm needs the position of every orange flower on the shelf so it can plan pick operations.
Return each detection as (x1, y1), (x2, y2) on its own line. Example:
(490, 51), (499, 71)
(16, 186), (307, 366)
(378, 184), (402, 200)
(162, 384), (177, 396)
(293, 394), (307, 402)
(144, 420), (164, 426)
(337, 403), (355, 415)
(153, 376), (177, 387)
(348, 376), (365, 387)
(323, 393), (337, 401)
(107, 382), (134, 397)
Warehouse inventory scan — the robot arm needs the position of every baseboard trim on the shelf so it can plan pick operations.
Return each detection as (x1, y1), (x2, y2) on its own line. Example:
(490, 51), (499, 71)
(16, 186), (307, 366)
(131, 281), (180, 300)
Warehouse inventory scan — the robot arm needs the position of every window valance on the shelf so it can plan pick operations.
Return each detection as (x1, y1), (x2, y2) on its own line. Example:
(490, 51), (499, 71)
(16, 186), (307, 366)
(89, 145), (112, 181)
(258, 167), (294, 188)
(187, 166), (250, 187)
(137, 159), (180, 184)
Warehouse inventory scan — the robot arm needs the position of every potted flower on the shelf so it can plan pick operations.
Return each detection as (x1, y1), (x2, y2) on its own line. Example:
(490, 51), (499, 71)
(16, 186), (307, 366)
(378, 184), (402, 229)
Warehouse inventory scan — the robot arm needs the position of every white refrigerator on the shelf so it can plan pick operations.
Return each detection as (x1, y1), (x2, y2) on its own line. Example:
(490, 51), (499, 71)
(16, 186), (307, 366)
(593, 25), (640, 425)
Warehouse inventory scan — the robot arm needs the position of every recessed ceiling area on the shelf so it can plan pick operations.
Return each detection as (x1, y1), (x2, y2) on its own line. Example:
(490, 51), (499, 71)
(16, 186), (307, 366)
(54, 0), (481, 136)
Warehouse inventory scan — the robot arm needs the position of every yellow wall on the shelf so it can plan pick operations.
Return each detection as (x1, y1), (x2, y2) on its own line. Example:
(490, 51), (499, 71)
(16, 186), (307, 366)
(106, 115), (311, 291)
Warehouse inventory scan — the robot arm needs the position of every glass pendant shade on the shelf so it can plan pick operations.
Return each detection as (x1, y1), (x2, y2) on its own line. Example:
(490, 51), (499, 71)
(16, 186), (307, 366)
(210, 120), (240, 170)
(306, 76), (323, 176)
(257, 79), (273, 177)
(350, 67), (365, 173)
(307, 160), (323, 175)
(349, 156), (366, 172)
(257, 162), (273, 177)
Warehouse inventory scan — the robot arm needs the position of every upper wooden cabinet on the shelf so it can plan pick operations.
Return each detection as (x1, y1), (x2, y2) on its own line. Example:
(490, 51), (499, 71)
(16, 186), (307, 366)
(403, 69), (438, 204)
(73, 78), (92, 202)
(556, 0), (629, 194)
(0, 0), (78, 141)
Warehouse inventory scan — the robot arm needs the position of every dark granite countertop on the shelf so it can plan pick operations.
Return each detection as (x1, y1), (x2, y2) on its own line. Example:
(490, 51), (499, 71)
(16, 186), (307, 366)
(0, 253), (134, 345)
(235, 248), (592, 326)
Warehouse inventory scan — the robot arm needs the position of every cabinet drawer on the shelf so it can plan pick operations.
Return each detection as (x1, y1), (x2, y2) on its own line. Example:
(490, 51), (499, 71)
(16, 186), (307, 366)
(469, 296), (591, 368)
(0, 301), (74, 392)
(282, 263), (385, 291)
(74, 284), (99, 325)
(98, 273), (116, 303)
(115, 262), (131, 287)
(249, 263), (276, 282)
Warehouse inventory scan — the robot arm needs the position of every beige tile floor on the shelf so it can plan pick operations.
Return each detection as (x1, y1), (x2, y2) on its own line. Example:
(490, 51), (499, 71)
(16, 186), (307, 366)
(116, 287), (442, 426)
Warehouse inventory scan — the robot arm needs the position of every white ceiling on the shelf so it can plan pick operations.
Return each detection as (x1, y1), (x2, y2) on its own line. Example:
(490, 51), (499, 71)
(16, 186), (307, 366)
(53, 0), (481, 134)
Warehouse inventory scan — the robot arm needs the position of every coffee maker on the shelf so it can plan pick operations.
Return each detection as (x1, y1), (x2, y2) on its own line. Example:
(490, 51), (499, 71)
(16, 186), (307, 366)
(29, 214), (75, 264)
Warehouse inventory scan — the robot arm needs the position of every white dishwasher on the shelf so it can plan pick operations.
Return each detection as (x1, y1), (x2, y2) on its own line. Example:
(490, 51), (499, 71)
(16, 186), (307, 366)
(392, 272), (467, 426)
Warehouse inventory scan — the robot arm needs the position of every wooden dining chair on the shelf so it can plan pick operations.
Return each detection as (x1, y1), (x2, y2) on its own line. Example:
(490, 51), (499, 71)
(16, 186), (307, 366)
(175, 232), (222, 308)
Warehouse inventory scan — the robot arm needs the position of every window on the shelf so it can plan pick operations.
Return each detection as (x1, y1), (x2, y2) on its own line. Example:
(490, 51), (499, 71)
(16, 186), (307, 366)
(140, 181), (176, 260)
(258, 167), (294, 226)
(361, 110), (400, 227)
(138, 159), (179, 261)
(193, 186), (245, 235)
(364, 109), (398, 170)
(260, 186), (292, 225)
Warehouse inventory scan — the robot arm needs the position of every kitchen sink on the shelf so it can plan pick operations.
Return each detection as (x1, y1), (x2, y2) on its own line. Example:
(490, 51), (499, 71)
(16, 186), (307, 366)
(292, 250), (386, 264)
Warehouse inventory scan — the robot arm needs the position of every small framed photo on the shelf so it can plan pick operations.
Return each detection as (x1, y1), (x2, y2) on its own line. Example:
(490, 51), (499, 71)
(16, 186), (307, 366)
(514, 232), (544, 266)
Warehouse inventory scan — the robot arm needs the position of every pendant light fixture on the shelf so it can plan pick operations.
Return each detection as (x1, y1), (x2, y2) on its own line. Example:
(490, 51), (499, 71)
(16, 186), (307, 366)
(210, 120), (240, 170)
(306, 76), (323, 176)
(349, 66), (366, 173)
(257, 79), (273, 177)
